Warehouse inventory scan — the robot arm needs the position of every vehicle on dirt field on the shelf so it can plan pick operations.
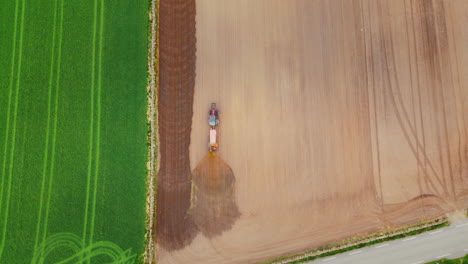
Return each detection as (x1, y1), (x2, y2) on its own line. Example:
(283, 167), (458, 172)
(208, 103), (219, 152)
(208, 103), (219, 128)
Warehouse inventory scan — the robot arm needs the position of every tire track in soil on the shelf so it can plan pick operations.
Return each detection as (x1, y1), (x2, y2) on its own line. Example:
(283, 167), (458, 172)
(34, 0), (60, 252)
(360, 0), (385, 217)
(413, 0), (460, 199)
(156, 0), (198, 251)
(32, 233), (136, 264)
(409, 0), (437, 200)
(159, 1), (467, 263)
(0, 0), (26, 258)
(405, 0), (429, 218)
(40, 0), (65, 250)
(0, 0), (20, 230)
(376, 0), (447, 196)
(420, 0), (450, 197)
(89, 0), (105, 245)
(429, 0), (457, 200)
(371, 0), (466, 221)
(82, 0), (100, 251)
(403, 0), (426, 218)
(445, 1), (466, 194)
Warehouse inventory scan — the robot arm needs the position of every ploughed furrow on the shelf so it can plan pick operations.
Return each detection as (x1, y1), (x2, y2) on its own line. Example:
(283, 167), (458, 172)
(156, 0), (198, 252)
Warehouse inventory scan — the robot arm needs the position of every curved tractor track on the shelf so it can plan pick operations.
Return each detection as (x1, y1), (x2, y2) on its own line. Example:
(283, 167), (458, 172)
(156, 0), (468, 263)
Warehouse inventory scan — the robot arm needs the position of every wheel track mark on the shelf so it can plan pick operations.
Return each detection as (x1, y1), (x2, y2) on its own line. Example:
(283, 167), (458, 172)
(0, 0), (20, 228)
(432, 1), (457, 200)
(360, 0), (385, 218)
(40, 0), (64, 254)
(369, 1), (384, 218)
(410, 0), (431, 196)
(381, 2), (439, 206)
(388, 1), (447, 194)
(389, 41), (442, 195)
(33, 0), (59, 253)
(432, 1), (459, 200)
(423, 1), (449, 198)
(89, 0), (104, 245)
(454, 2), (468, 139)
(402, 1), (447, 196)
(33, 233), (82, 264)
(392, 19), (448, 194)
(421, 0), (450, 196)
(405, 0), (428, 217)
(32, 232), (135, 264)
(82, 0), (99, 252)
(407, 0), (430, 216)
(378, 3), (446, 196)
(0, 0), (26, 258)
(446, 1), (466, 192)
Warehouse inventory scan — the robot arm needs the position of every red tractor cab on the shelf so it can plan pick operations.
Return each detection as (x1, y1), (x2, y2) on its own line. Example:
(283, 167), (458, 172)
(208, 103), (219, 152)
(208, 103), (219, 128)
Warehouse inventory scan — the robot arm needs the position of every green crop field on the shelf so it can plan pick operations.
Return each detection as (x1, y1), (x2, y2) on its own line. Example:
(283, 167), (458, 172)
(0, 0), (149, 263)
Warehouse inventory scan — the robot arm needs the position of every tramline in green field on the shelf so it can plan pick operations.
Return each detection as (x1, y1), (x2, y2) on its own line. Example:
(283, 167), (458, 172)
(0, 0), (149, 263)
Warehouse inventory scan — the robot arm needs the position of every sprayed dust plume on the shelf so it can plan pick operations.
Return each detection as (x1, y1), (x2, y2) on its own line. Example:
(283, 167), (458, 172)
(189, 153), (240, 238)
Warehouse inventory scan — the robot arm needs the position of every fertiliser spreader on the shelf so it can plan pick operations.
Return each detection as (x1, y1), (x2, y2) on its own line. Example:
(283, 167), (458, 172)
(208, 103), (219, 152)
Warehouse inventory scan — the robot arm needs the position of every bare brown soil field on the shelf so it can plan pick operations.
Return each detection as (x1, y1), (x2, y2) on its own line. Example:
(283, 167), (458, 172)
(156, 0), (468, 263)
(156, 0), (197, 252)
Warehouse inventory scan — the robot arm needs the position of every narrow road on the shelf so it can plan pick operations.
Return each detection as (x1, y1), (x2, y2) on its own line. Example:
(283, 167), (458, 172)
(306, 218), (468, 264)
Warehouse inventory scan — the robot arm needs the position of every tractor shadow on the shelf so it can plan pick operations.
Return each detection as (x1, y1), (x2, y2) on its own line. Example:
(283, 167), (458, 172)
(188, 153), (241, 238)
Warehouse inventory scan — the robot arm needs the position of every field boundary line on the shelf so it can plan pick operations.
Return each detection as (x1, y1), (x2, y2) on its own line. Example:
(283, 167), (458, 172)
(40, 0), (65, 255)
(0, 0), (20, 231)
(0, 0), (26, 258)
(89, 0), (104, 245)
(261, 217), (448, 264)
(144, 0), (158, 262)
(82, 0), (99, 252)
(33, 0), (59, 253)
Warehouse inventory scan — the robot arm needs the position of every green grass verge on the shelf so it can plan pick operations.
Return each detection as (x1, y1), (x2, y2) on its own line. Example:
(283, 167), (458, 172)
(144, 0), (159, 262)
(260, 219), (448, 264)
(0, 0), (149, 263)
(426, 254), (468, 264)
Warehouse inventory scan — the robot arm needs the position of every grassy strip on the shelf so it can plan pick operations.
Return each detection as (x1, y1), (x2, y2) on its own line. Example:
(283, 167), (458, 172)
(260, 218), (448, 264)
(425, 254), (468, 264)
(144, 0), (159, 263)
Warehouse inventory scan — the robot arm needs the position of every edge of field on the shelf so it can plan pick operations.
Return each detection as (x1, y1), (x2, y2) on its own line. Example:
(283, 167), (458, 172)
(260, 217), (450, 264)
(144, 0), (159, 262)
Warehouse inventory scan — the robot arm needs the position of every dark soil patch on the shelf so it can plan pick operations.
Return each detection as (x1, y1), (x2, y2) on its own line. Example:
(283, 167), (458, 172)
(189, 153), (240, 238)
(156, 0), (197, 251)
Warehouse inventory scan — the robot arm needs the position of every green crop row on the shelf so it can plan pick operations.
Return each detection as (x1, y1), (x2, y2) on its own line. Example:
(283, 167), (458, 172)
(0, 0), (149, 263)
